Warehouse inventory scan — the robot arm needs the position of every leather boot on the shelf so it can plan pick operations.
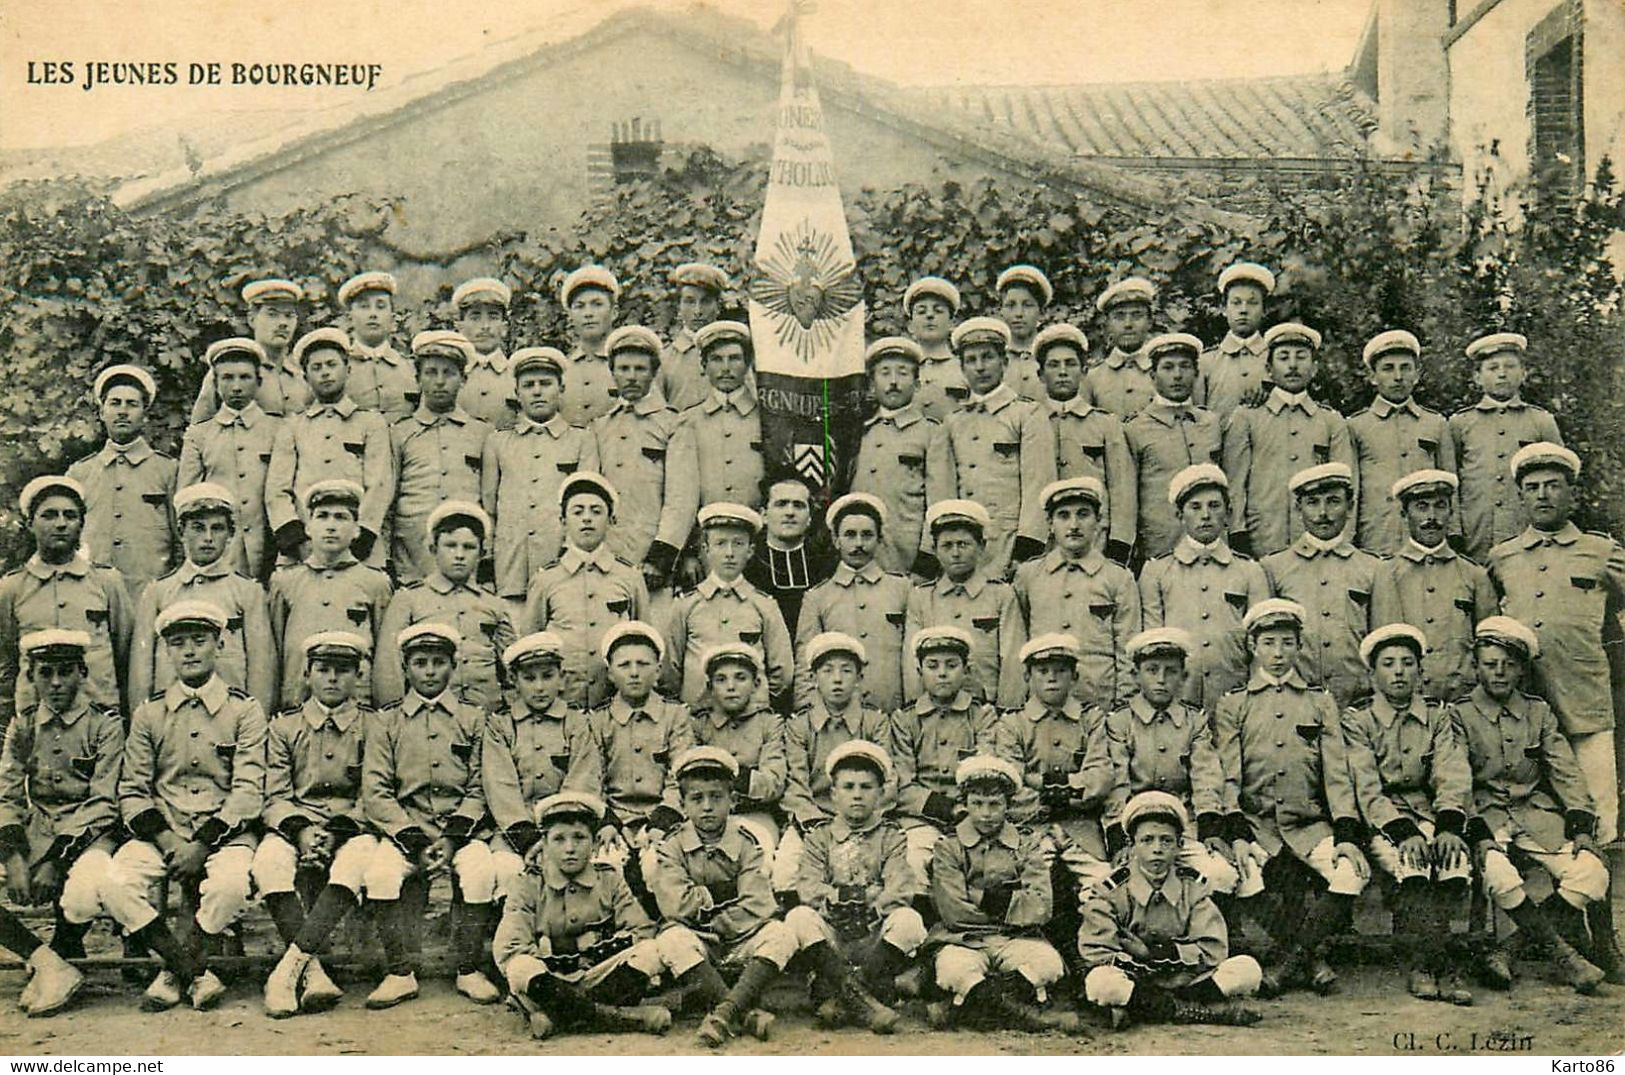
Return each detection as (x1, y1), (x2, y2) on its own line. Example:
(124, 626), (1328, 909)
(1509, 898), (1604, 994)
(858, 939), (909, 1002)
(264, 891), (306, 947)
(993, 975), (1081, 1033)
(674, 960), (728, 1014)
(841, 975), (900, 1034)
(697, 957), (779, 1046)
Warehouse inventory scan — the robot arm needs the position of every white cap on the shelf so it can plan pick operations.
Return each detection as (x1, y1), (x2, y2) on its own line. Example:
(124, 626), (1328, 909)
(925, 499), (991, 537)
(242, 278), (301, 305)
(18, 475), (86, 517)
(1168, 463), (1229, 508)
(1509, 441), (1580, 483)
(1359, 624), (1428, 667)
(950, 316), (1012, 351)
(92, 365), (157, 403)
(1264, 322), (1322, 351)
(600, 621), (665, 662)
(697, 501), (763, 534)
(903, 276), (962, 315)
(1475, 615), (1540, 660)
(337, 271), (397, 305)
(425, 500), (492, 544)
(1392, 469), (1459, 502)
(806, 631), (867, 669)
(1288, 462), (1355, 496)
(558, 266), (620, 306)
(996, 265), (1053, 306)
(826, 492), (887, 533)
(1095, 277), (1155, 313)
(1465, 332), (1527, 361)
(1033, 324), (1089, 361)
(452, 278), (512, 309)
(1242, 598), (1307, 635)
(1362, 329), (1421, 369)
(1217, 262), (1276, 296)
(291, 327), (351, 367)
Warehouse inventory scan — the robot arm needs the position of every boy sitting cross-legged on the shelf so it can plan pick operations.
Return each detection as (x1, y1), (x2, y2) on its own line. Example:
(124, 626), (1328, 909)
(784, 739), (920, 1033)
(1078, 791), (1262, 1028)
(494, 791), (675, 1040)
(651, 746), (798, 1048)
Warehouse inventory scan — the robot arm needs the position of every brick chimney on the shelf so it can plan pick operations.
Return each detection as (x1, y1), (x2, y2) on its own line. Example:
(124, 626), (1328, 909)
(1371, 0), (1452, 158)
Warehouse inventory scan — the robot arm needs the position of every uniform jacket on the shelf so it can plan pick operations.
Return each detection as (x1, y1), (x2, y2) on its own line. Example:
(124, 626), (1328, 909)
(1449, 686), (1595, 850)
(458, 350), (518, 431)
(1346, 396), (1456, 556)
(264, 397), (395, 538)
(0, 553), (132, 733)
(937, 384), (1057, 575)
(1138, 538), (1270, 709)
(0, 699), (123, 864)
(1080, 348), (1153, 418)
(692, 705), (787, 811)
(1222, 389), (1356, 556)
(481, 413), (600, 598)
(904, 571), (1027, 708)
(1196, 333), (1267, 418)
(522, 546), (649, 700)
(795, 813), (914, 915)
(390, 406), (493, 582)
(891, 690), (998, 821)
(362, 688), (488, 842)
(129, 560), (276, 715)
(373, 573), (514, 711)
(781, 699), (895, 827)
(850, 404), (949, 575)
(262, 698), (368, 837)
(1125, 399), (1224, 559)
(1014, 549), (1141, 709)
(652, 818), (777, 945)
(1076, 862), (1228, 984)
(795, 562), (910, 712)
(585, 694), (693, 824)
(1341, 694), (1471, 839)
(1101, 695), (1225, 833)
(1047, 397), (1136, 553)
(665, 575), (793, 706)
(268, 555), (392, 706)
(667, 389), (765, 547)
(346, 343), (417, 422)
(927, 818), (1052, 947)
(178, 403), (280, 577)
(1370, 542), (1496, 702)
(590, 394), (690, 565)
(1261, 535), (1381, 708)
(996, 696), (1113, 826)
(67, 438), (178, 594)
(493, 860), (655, 973)
(482, 699), (602, 851)
(1448, 398), (1562, 560)
(915, 351), (969, 422)
(560, 347), (618, 429)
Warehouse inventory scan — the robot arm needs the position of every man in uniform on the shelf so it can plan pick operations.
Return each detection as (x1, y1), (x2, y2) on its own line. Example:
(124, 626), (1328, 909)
(660, 262), (729, 411)
(1036, 324), (1135, 562)
(1196, 261), (1273, 419)
(851, 337), (949, 577)
(179, 339), (283, 580)
(266, 327), (394, 569)
(191, 278), (310, 421)
(1261, 464), (1382, 709)
(904, 276), (967, 420)
(452, 277), (517, 430)
(68, 364), (177, 596)
(559, 266), (622, 428)
(1347, 330), (1457, 556)
(995, 264), (1052, 400)
(129, 483), (275, 714)
(392, 330), (493, 582)
(1081, 277), (1156, 418)
(1371, 470), (1496, 702)
(939, 316), (1056, 577)
(338, 271), (416, 421)
(1125, 332), (1224, 562)
(1487, 443), (1625, 973)
(0, 476), (132, 736)
(669, 321), (767, 544)
(1449, 332), (1564, 561)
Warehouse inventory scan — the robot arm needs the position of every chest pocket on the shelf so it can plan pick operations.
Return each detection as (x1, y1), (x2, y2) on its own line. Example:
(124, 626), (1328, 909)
(1077, 439), (1105, 460)
(344, 763), (363, 786)
(142, 491), (167, 508)
(1295, 723), (1322, 745)
(946, 386), (969, 401)
(225, 615), (244, 634)
(215, 742), (237, 764)
(346, 605), (370, 627)
(992, 440), (1020, 459)
(971, 615), (1000, 633)
(259, 451), (273, 464)
(1222, 591), (1249, 613)
(550, 751), (572, 771)
(70, 754), (97, 779)
(1572, 575), (1598, 591)
(885, 610), (905, 626)
(1453, 596), (1476, 616)
(450, 741), (474, 762)
(897, 452), (925, 472)
(1348, 588), (1370, 609)
(343, 440), (366, 458)
(606, 597), (630, 616)
(1089, 602), (1115, 621)
(1311, 443), (1331, 464)
(641, 446), (666, 463)
(738, 629), (762, 646)
(84, 607), (109, 631)
(1418, 437), (1439, 456)
(556, 460), (578, 474)
(464, 454), (483, 471)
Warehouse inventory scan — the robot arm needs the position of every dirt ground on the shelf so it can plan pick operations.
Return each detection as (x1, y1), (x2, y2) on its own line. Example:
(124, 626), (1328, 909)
(3, 957), (1621, 1057)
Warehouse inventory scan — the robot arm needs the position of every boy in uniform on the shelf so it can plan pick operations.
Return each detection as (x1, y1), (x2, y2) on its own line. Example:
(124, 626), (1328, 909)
(779, 633), (895, 894)
(927, 755), (1077, 1032)
(0, 629), (123, 1016)
(1082, 277), (1156, 417)
(1341, 624), (1476, 1003)
(257, 631), (375, 1017)
(190, 278), (310, 421)
(68, 364), (177, 595)
(652, 746), (798, 1048)
(665, 503), (793, 707)
(1261, 464), (1381, 708)
(904, 500), (1026, 707)
(668, 321), (766, 534)
(129, 483), (275, 713)
(179, 338), (282, 579)
(559, 266), (622, 428)
(1451, 616), (1611, 992)
(939, 316), (1056, 577)
(361, 622), (500, 1008)
(1223, 323), (1355, 558)
(1347, 330), (1457, 555)
(452, 277), (517, 430)
(482, 346), (600, 603)
(1125, 332), (1225, 561)
(692, 643), (788, 869)
(1371, 470), (1496, 702)
(0, 476), (132, 735)
(1100, 629), (1237, 895)
(995, 264), (1052, 400)
(784, 739), (919, 1032)
(494, 790), (675, 1040)
(1449, 332), (1563, 560)
(1036, 324), (1135, 562)
(1196, 261), (1273, 419)
(375, 501), (514, 711)
(523, 473), (649, 707)
(114, 600), (266, 1011)
(393, 330), (494, 582)
(268, 480), (393, 706)
(338, 271), (416, 421)
(265, 327), (394, 569)
(483, 631), (603, 901)
(1014, 477), (1140, 708)
(891, 626), (997, 887)
(904, 276), (968, 420)
(796, 493), (910, 712)
(592, 327), (691, 590)
(1213, 599), (1368, 997)
(1138, 465), (1270, 710)
(660, 262), (729, 411)
(1077, 791), (1262, 1027)
(851, 337), (949, 577)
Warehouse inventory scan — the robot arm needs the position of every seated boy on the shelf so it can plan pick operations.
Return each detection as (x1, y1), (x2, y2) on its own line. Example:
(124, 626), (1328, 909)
(361, 623), (499, 1009)
(1078, 791), (1262, 1027)
(257, 631), (377, 1017)
(483, 631), (603, 903)
(652, 747), (798, 1048)
(114, 600), (267, 1011)
(1213, 599), (1368, 997)
(785, 740), (919, 1032)
(1100, 629), (1237, 896)
(494, 791), (674, 1040)
(1341, 624), (1475, 1004)
(891, 626), (997, 888)
(1450, 616), (1610, 994)
(926, 755), (1078, 1032)
(692, 643), (788, 870)
(0, 630), (124, 1016)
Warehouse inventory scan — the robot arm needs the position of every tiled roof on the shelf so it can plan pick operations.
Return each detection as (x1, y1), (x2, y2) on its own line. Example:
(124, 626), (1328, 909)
(914, 73), (1380, 162)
